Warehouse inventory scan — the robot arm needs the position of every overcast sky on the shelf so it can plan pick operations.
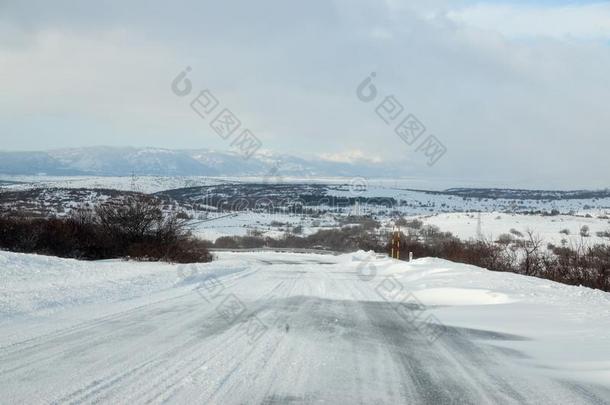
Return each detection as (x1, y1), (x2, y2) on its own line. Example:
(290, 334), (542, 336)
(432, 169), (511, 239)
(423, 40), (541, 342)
(1, 0), (609, 187)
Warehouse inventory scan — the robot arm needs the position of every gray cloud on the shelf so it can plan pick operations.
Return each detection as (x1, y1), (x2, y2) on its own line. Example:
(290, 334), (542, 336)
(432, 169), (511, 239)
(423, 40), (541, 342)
(0, 0), (609, 188)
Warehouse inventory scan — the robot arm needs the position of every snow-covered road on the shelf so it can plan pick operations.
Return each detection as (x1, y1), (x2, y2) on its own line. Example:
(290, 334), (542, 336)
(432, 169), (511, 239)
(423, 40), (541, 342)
(1, 251), (610, 404)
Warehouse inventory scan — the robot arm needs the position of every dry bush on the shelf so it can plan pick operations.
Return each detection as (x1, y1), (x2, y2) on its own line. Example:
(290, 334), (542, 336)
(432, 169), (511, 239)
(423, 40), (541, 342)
(0, 196), (212, 263)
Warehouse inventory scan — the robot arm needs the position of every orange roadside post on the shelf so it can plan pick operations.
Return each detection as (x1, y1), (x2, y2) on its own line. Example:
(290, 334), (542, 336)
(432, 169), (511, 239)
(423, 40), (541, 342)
(389, 226), (401, 260)
(396, 227), (400, 260)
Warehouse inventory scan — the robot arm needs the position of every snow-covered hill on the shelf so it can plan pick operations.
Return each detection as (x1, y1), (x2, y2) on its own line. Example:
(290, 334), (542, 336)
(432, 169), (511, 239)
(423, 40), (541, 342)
(1, 250), (609, 404)
(420, 212), (610, 247)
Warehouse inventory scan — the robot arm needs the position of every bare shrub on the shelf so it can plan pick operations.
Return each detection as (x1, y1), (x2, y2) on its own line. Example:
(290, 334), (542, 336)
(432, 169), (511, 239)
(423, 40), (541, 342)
(0, 196), (212, 263)
(509, 228), (523, 238)
(496, 233), (514, 245)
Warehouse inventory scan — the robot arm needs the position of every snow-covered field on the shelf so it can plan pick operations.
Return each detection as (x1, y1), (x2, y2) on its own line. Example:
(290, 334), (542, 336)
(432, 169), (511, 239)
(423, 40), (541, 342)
(3, 175), (610, 216)
(3, 176), (610, 248)
(0, 175), (226, 194)
(419, 212), (610, 247)
(0, 175), (500, 194)
(189, 212), (337, 241)
(1, 250), (609, 404)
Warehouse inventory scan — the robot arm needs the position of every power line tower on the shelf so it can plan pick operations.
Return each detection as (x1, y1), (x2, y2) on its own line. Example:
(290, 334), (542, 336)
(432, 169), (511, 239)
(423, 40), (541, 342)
(476, 212), (483, 240)
(130, 171), (140, 193)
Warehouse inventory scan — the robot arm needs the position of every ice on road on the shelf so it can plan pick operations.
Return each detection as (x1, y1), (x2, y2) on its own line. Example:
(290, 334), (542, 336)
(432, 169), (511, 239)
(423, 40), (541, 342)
(1, 251), (610, 404)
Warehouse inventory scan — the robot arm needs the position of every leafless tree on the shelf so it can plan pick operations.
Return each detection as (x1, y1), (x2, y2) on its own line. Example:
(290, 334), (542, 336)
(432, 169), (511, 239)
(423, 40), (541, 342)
(516, 229), (543, 276)
(96, 196), (166, 243)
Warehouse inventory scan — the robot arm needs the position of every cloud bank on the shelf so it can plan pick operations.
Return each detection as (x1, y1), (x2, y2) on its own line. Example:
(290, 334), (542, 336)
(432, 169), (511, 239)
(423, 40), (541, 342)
(0, 0), (609, 188)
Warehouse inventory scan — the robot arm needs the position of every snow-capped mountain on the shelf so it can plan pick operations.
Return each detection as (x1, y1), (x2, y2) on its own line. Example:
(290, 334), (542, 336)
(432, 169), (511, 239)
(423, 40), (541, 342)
(48, 147), (219, 176)
(0, 147), (403, 177)
(0, 151), (73, 175)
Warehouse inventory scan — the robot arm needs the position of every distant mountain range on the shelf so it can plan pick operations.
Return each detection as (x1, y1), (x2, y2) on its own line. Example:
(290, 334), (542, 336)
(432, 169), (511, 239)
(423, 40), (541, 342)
(0, 147), (406, 177)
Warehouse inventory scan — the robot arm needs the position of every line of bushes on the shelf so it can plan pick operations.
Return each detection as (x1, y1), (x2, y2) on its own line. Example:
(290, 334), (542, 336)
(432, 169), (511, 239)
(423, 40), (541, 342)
(214, 225), (381, 252)
(1, 202), (608, 292)
(0, 196), (212, 263)
(213, 221), (610, 292)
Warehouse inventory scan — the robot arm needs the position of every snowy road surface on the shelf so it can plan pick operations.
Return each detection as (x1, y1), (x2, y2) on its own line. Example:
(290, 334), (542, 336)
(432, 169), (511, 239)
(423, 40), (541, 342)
(1, 251), (610, 404)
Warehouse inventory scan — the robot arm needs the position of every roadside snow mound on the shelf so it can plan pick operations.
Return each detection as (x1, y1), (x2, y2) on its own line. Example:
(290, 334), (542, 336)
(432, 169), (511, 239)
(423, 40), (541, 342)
(0, 251), (180, 318)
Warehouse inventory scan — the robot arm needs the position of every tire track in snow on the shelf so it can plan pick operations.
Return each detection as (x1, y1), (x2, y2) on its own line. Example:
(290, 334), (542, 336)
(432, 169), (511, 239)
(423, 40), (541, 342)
(200, 270), (307, 404)
(54, 270), (275, 404)
(138, 271), (298, 403)
(0, 267), (258, 403)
